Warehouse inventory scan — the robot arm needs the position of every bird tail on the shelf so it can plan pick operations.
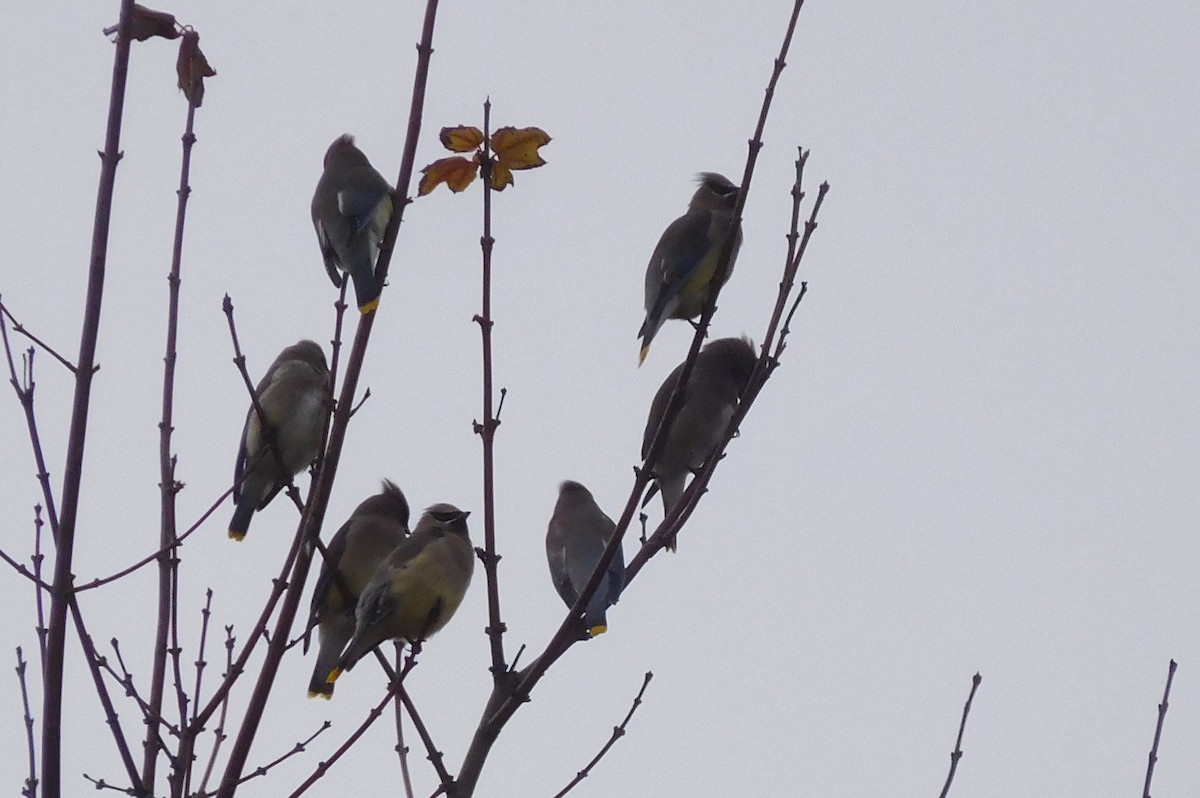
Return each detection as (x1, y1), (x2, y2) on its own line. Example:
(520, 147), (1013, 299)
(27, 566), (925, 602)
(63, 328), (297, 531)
(350, 261), (381, 314)
(228, 499), (254, 541)
(659, 476), (686, 552)
(637, 316), (665, 366)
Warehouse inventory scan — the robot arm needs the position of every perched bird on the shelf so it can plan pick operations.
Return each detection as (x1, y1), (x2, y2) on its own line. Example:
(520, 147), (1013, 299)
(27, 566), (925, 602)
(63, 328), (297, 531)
(306, 481), (411, 698)
(638, 173), (742, 365)
(228, 340), (330, 540)
(545, 481), (625, 637)
(311, 134), (394, 314)
(327, 504), (474, 682)
(641, 337), (757, 548)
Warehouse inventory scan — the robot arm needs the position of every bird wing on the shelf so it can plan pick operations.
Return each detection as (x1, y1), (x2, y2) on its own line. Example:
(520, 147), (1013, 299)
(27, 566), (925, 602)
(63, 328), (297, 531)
(645, 209), (714, 322)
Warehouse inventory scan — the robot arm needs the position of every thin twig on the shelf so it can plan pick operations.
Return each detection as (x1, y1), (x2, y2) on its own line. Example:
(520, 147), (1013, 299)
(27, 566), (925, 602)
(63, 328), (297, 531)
(145, 106), (199, 793)
(371, 647), (454, 790)
(78, 484), (235, 590)
(1, 316), (61, 540)
(0, 298), (78, 373)
(193, 723), (331, 798)
(393, 644), (416, 798)
(1142, 659), (1177, 798)
(194, 626), (236, 798)
(190, 590), (214, 724)
(286, 654), (421, 798)
(937, 672), (982, 798)
(16, 647), (38, 798)
(552, 672), (653, 798)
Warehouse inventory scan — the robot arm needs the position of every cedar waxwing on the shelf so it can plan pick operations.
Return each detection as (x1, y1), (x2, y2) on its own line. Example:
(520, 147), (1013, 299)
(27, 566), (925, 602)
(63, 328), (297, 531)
(545, 481), (625, 637)
(228, 340), (330, 540)
(306, 480), (411, 698)
(641, 337), (757, 549)
(638, 173), (742, 365)
(327, 504), (474, 682)
(311, 134), (394, 314)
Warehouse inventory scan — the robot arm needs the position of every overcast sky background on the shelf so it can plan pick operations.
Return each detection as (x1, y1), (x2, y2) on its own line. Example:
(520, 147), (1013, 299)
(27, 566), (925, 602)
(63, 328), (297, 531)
(2, 1), (1198, 796)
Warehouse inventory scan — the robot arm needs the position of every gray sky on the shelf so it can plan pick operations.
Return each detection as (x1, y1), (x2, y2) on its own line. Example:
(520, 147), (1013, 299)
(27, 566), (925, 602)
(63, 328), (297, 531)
(2, 1), (1199, 796)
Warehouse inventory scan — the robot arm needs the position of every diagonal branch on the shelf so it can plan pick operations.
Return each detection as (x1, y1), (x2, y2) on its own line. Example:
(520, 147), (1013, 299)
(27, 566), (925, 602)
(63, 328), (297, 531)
(1142, 659), (1177, 798)
(212, 3), (442, 793)
(551, 672), (653, 798)
(937, 672), (982, 798)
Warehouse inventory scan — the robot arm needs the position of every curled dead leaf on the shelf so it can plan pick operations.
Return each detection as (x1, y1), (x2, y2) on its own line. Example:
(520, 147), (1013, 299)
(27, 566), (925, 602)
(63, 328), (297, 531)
(105, 4), (180, 42)
(419, 155), (480, 196)
(176, 31), (216, 107)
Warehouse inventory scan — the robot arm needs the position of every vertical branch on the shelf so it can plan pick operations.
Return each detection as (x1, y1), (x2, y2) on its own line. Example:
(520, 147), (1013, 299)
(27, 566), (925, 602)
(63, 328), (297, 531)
(393, 645), (415, 798)
(473, 99), (507, 677)
(1142, 659), (1177, 798)
(144, 100), (200, 796)
(212, 4), (441, 794)
(43, 0), (138, 793)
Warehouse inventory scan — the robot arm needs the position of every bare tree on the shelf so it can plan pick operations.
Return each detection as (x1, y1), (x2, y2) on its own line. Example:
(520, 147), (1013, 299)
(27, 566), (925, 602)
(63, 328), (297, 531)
(0, 1), (844, 796)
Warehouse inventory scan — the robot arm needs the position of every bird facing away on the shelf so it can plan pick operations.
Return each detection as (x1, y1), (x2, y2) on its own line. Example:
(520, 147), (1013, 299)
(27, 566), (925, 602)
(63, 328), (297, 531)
(311, 134), (394, 314)
(228, 340), (330, 540)
(327, 504), (474, 683)
(641, 337), (757, 549)
(638, 173), (742, 365)
(545, 480), (625, 637)
(306, 480), (411, 698)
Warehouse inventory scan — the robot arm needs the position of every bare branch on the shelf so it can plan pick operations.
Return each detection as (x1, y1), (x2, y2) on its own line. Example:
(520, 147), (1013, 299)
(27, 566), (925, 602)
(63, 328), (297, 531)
(41, 2), (143, 791)
(1142, 659), (1177, 798)
(474, 98), (509, 678)
(0, 297), (78, 373)
(16, 647), (38, 798)
(393, 645), (416, 798)
(937, 672), (982, 798)
(551, 672), (653, 798)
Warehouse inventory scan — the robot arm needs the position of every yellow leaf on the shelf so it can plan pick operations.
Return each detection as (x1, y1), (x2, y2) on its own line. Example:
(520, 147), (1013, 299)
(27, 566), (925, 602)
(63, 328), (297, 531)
(440, 126), (484, 153)
(491, 126), (551, 171)
(418, 155), (479, 196)
(490, 162), (514, 191)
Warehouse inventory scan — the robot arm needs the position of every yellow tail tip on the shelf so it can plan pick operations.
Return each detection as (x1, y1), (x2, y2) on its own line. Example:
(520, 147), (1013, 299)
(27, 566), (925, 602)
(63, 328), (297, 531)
(228, 530), (245, 541)
(638, 345), (649, 366)
(359, 297), (380, 314)
(588, 624), (608, 637)
(307, 690), (332, 700)
(326, 668), (342, 684)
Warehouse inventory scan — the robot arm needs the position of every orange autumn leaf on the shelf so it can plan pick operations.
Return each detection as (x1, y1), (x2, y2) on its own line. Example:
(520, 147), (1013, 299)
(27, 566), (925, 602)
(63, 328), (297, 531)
(490, 162), (514, 192)
(491, 126), (551, 171)
(176, 31), (216, 108)
(440, 126), (485, 153)
(419, 155), (480, 195)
